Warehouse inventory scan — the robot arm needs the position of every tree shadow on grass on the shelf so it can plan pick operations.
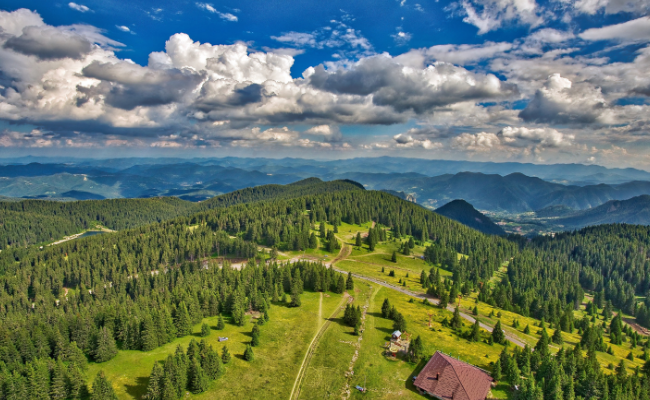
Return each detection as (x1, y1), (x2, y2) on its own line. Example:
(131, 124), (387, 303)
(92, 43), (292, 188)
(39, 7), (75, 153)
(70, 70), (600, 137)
(329, 316), (349, 328)
(234, 353), (246, 361)
(376, 326), (394, 335)
(124, 376), (149, 399)
(367, 311), (384, 319)
(403, 358), (427, 395)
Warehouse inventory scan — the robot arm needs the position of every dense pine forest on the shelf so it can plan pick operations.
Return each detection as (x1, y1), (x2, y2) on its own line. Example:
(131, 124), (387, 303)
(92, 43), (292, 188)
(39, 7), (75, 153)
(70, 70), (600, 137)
(472, 225), (650, 327)
(0, 178), (362, 249)
(2, 179), (650, 399)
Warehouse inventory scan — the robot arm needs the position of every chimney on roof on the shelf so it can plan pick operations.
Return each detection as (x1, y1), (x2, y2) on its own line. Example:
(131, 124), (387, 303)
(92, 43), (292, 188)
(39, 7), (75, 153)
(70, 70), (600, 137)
(436, 373), (440, 380)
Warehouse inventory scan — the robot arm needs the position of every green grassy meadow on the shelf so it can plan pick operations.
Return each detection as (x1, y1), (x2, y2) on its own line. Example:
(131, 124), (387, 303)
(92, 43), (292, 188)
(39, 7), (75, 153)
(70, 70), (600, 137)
(87, 291), (345, 399)
(300, 283), (507, 400)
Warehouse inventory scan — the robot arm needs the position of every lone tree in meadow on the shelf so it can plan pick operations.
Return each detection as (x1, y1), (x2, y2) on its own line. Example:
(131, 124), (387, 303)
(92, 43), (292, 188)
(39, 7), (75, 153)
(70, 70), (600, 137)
(381, 298), (391, 319)
(222, 345), (231, 364)
(355, 232), (362, 247)
(244, 344), (255, 361)
(200, 323), (210, 337)
(492, 320), (505, 345)
(471, 319), (481, 342)
(216, 315), (225, 330)
(391, 251), (397, 263)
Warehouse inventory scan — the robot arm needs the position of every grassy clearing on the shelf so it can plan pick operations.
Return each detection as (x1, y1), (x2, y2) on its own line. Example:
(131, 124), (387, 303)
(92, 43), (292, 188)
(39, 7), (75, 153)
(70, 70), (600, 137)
(349, 286), (506, 400)
(87, 291), (344, 400)
(301, 282), (508, 400)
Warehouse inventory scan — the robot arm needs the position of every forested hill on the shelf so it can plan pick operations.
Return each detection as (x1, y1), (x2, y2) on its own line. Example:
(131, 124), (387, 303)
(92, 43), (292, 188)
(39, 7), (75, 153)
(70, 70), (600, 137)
(484, 224), (650, 327)
(553, 195), (650, 229)
(435, 199), (505, 236)
(0, 178), (363, 249)
(0, 188), (514, 395)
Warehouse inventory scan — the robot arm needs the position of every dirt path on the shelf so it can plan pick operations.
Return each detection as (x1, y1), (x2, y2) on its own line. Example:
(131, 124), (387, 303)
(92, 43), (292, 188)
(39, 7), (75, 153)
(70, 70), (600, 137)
(341, 283), (376, 399)
(289, 292), (352, 400)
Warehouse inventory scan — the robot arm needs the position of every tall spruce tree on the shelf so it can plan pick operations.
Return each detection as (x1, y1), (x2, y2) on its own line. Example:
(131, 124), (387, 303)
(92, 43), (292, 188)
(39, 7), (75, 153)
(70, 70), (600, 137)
(91, 371), (118, 400)
(94, 327), (118, 363)
(492, 320), (505, 345)
(175, 302), (192, 337)
(189, 359), (209, 394)
(346, 272), (354, 290)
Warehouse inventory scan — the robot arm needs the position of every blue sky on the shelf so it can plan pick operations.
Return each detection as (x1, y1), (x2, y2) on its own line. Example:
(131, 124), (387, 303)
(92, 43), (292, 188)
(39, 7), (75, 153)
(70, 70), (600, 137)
(0, 0), (649, 167)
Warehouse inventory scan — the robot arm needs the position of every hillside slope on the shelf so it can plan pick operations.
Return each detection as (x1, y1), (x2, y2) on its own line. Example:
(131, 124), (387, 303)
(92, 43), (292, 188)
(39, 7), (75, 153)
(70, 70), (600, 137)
(435, 199), (505, 235)
(555, 195), (650, 229)
(0, 178), (363, 248)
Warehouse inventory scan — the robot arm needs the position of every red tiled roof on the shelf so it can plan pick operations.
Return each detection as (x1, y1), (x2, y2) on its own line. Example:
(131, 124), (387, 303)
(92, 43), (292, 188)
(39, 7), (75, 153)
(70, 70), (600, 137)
(413, 351), (493, 400)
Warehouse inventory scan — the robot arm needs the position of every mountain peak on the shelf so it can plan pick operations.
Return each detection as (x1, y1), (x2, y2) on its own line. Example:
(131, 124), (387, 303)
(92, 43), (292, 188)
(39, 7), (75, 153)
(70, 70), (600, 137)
(435, 199), (505, 236)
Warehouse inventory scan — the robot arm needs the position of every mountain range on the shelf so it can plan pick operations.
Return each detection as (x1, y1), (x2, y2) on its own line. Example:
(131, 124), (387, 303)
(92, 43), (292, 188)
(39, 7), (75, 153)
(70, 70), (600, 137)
(543, 195), (650, 229)
(2, 157), (650, 231)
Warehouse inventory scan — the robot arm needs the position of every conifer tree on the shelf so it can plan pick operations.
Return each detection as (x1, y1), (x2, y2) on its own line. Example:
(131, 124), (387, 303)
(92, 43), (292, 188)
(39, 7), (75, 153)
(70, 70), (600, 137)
(203, 346), (223, 380)
(391, 251), (397, 263)
(189, 359), (208, 394)
(222, 345), (231, 364)
(471, 319), (481, 342)
(91, 371), (118, 400)
(175, 302), (192, 337)
(381, 298), (391, 319)
(346, 272), (354, 290)
(216, 315), (225, 330)
(94, 327), (118, 363)
(492, 320), (505, 345)
(336, 275), (345, 294)
(355, 232), (362, 247)
(610, 312), (623, 345)
(251, 324), (260, 347)
(451, 307), (462, 330)
(409, 335), (424, 362)
(493, 358), (502, 380)
(67, 341), (87, 369)
(393, 312), (407, 333)
(67, 364), (88, 399)
(144, 363), (163, 400)
(244, 345), (254, 361)
(141, 314), (158, 351)
(552, 328), (563, 345)
(160, 373), (176, 400)
(200, 323), (210, 337)
(535, 329), (550, 357)
(50, 358), (68, 400)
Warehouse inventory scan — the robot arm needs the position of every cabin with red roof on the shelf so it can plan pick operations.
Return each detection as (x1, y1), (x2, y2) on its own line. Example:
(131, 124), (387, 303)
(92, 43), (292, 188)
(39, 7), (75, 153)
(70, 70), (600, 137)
(413, 351), (494, 400)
